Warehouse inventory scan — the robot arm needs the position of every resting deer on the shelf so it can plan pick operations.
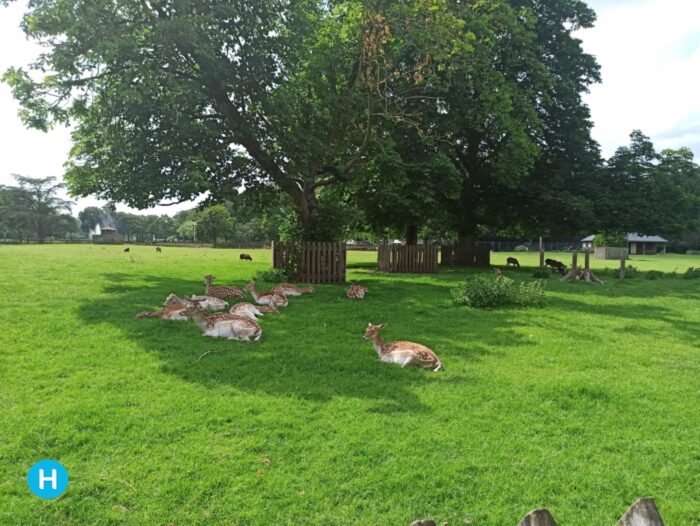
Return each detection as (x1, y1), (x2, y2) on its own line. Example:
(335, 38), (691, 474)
(362, 323), (443, 371)
(346, 284), (367, 299)
(181, 305), (262, 341)
(244, 281), (288, 308)
(271, 283), (314, 296)
(229, 301), (268, 318)
(204, 275), (245, 300)
(137, 293), (191, 320)
(188, 295), (228, 311)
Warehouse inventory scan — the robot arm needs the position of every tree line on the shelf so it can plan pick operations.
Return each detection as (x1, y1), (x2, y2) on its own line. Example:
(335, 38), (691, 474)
(2, 0), (700, 245)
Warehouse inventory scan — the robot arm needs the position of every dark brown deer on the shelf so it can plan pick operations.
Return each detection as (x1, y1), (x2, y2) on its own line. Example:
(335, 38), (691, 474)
(506, 257), (520, 267)
(156, 246), (162, 253)
(545, 258), (566, 274)
(240, 253), (253, 261)
(123, 247), (130, 253)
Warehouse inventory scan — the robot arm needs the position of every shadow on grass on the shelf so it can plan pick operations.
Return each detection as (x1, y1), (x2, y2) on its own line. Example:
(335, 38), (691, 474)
(77, 272), (534, 412)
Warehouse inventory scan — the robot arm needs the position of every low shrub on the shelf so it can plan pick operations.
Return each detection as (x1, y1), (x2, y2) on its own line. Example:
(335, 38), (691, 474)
(619, 265), (637, 278)
(253, 268), (288, 283)
(532, 268), (551, 279)
(683, 267), (700, 279)
(645, 270), (664, 280)
(451, 275), (545, 308)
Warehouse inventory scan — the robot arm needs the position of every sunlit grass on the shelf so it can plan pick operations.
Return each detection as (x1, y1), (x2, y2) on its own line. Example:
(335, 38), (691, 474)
(0, 245), (698, 525)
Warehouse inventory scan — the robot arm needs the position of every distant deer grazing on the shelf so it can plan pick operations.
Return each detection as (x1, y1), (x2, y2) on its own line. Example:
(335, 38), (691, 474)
(271, 283), (314, 296)
(545, 258), (566, 274)
(243, 281), (288, 308)
(239, 253), (253, 261)
(362, 323), (443, 371)
(181, 304), (262, 341)
(506, 257), (520, 267)
(123, 247), (130, 253)
(156, 246), (162, 253)
(346, 284), (368, 299)
(204, 275), (245, 300)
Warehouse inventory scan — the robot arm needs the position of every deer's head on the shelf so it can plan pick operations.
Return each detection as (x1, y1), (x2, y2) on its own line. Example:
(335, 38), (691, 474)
(243, 280), (256, 292)
(204, 275), (216, 285)
(180, 302), (204, 320)
(363, 322), (386, 340)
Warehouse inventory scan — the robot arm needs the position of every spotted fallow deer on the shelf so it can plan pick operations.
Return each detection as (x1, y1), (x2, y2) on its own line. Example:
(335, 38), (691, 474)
(188, 295), (228, 311)
(204, 275), (245, 300)
(181, 305), (262, 341)
(137, 293), (191, 320)
(362, 323), (443, 371)
(346, 284), (367, 299)
(229, 302), (266, 319)
(271, 283), (314, 296)
(243, 281), (288, 308)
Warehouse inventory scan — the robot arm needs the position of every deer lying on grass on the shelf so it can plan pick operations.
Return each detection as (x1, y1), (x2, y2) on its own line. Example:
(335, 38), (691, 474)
(271, 283), (314, 296)
(228, 301), (275, 318)
(346, 284), (368, 299)
(188, 295), (228, 311)
(204, 275), (245, 300)
(181, 304), (262, 341)
(244, 281), (288, 308)
(137, 293), (191, 320)
(362, 323), (443, 371)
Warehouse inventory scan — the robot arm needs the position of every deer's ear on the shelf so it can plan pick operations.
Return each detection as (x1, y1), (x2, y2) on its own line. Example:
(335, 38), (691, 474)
(378, 323), (387, 329)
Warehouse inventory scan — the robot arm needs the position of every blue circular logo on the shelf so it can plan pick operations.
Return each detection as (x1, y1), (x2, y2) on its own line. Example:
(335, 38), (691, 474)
(27, 460), (69, 499)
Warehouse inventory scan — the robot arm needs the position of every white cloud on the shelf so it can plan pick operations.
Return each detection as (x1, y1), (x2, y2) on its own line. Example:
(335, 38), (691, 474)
(579, 0), (700, 158)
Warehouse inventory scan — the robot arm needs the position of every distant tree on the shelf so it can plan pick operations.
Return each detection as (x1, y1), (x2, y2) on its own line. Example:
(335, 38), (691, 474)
(0, 176), (74, 242)
(177, 220), (198, 242)
(78, 206), (104, 234)
(197, 205), (232, 243)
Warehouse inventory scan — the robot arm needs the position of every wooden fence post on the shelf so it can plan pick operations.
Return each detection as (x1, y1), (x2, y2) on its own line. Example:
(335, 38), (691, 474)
(539, 237), (545, 269)
(619, 251), (626, 280)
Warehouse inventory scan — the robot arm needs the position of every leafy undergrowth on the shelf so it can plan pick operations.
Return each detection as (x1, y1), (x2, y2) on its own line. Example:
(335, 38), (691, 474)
(0, 246), (699, 525)
(451, 275), (545, 308)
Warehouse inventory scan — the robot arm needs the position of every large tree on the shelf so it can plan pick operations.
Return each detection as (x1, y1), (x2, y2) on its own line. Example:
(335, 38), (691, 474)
(3, 0), (471, 240)
(0, 176), (74, 242)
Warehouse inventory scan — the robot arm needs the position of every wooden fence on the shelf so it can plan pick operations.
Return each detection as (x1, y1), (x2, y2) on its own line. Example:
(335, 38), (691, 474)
(594, 246), (629, 260)
(410, 497), (664, 526)
(377, 244), (439, 273)
(272, 241), (346, 283)
(440, 244), (491, 267)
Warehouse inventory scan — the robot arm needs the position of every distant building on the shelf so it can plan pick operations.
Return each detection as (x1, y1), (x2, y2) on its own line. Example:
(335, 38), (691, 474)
(92, 227), (119, 243)
(581, 234), (668, 255)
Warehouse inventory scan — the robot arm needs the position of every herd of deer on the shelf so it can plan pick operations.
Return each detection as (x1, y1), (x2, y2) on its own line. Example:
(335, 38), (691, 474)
(137, 275), (444, 372)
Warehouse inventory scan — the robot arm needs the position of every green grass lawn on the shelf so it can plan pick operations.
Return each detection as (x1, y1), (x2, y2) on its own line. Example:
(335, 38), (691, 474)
(1, 245), (699, 525)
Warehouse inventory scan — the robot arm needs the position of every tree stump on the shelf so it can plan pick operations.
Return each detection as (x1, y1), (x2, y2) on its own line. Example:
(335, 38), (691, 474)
(615, 498), (664, 526)
(561, 250), (603, 284)
(517, 509), (558, 526)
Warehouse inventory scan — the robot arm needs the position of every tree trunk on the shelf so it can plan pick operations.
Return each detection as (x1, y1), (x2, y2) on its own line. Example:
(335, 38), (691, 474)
(455, 137), (480, 247)
(405, 224), (418, 245)
(293, 183), (321, 241)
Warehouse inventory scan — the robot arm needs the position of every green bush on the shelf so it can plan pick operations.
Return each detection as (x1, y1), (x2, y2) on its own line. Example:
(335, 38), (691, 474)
(683, 267), (700, 279)
(619, 265), (637, 278)
(645, 270), (664, 280)
(451, 275), (545, 308)
(593, 232), (627, 247)
(532, 268), (551, 279)
(253, 268), (288, 283)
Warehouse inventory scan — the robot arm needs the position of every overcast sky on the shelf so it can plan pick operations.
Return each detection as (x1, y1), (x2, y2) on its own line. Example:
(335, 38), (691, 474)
(1, 0), (699, 216)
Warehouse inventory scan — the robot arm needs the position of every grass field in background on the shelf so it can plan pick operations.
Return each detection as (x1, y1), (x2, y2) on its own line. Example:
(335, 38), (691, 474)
(1, 245), (698, 525)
